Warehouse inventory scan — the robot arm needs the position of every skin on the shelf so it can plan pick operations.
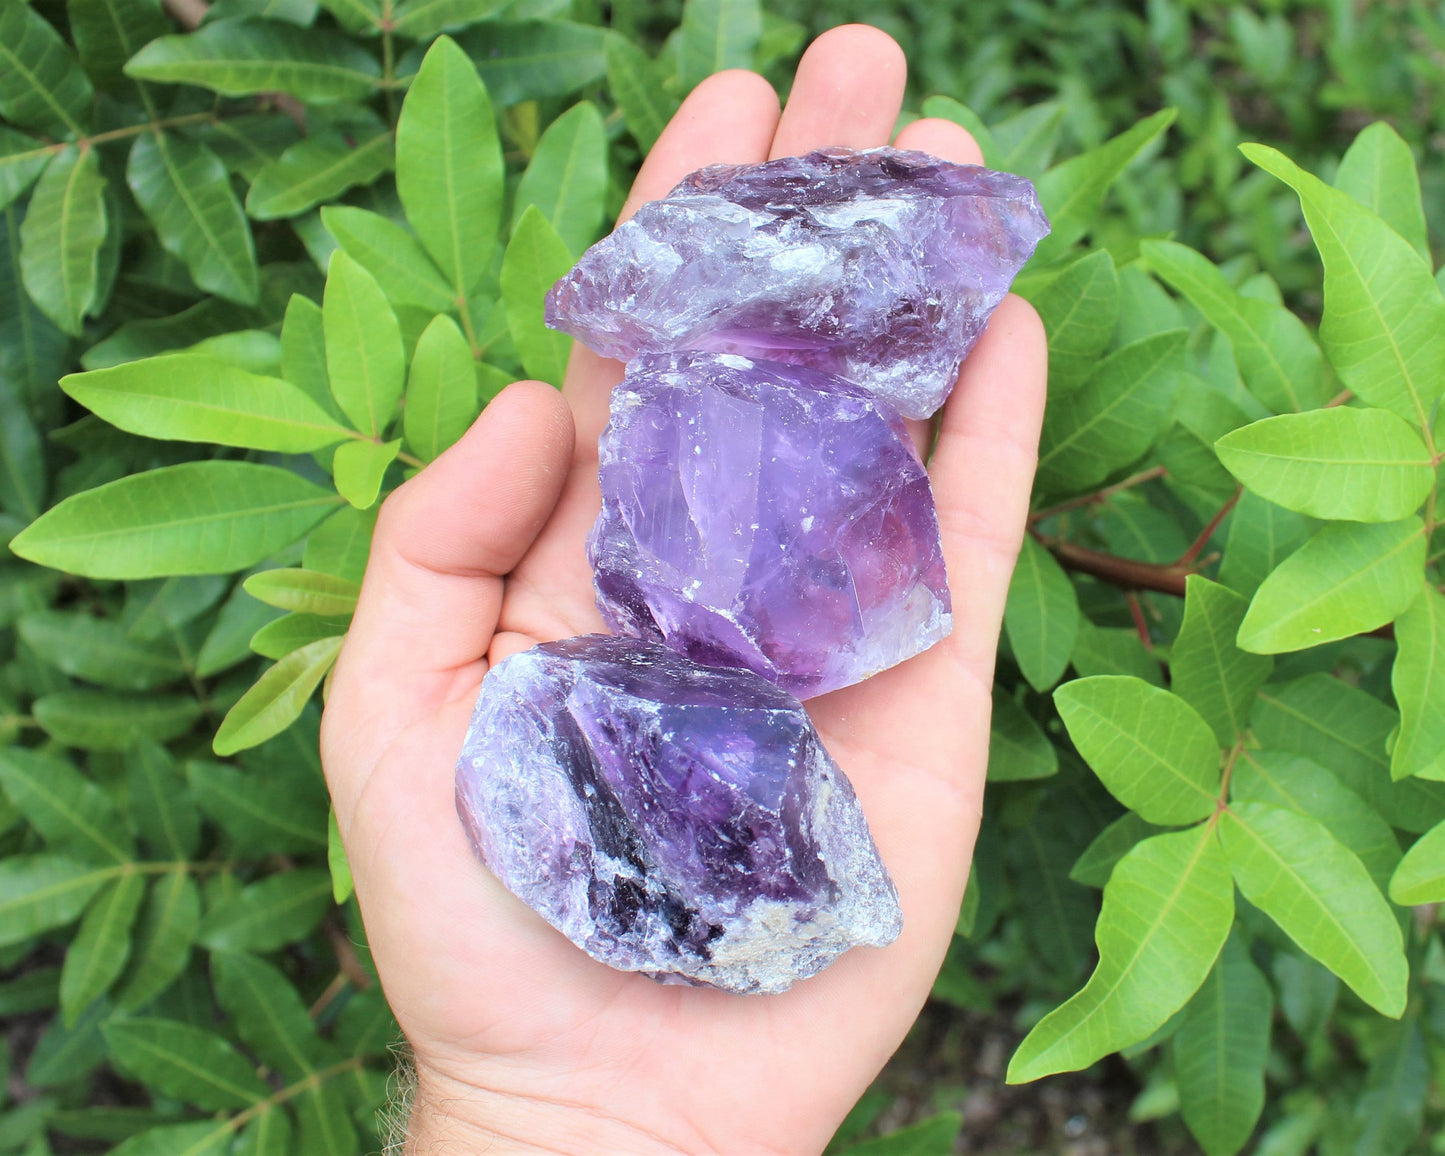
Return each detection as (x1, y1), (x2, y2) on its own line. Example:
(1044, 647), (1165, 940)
(321, 24), (1048, 1156)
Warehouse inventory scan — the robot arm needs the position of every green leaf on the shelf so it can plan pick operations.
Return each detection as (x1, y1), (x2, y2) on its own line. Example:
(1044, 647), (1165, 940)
(501, 204), (574, 385)
(1173, 933), (1271, 1156)
(1349, 1016), (1427, 1156)
(1220, 801), (1406, 1016)
(323, 250), (405, 438)
(405, 314), (479, 462)
(242, 568), (360, 615)
(396, 36), (503, 299)
(390, 0), (503, 38)
(61, 355), (352, 453)
(1054, 676), (1220, 825)
(19, 146), (108, 336)
(1216, 409), (1434, 522)
(1033, 109), (1176, 261)
(236, 1107), (292, 1156)
(12, 461), (338, 578)
(33, 690), (201, 750)
(280, 293), (335, 415)
(126, 742), (200, 861)
(250, 612), (348, 658)
(1334, 122), (1429, 259)
(0, 3), (92, 136)
(321, 205), (454, 314)
(454, 20), (609, 107)
(1217, 490), (1314, 599)
(123, 574), (228, 640)
(919, 95), (1001, 167)
(186, 759), (327, 854)
(116, 870), (200, 1011)
(1069, 812), (1165, 888)
(0, 855), (111, 947)
(327, 808), (353, 903)
(1070, 617), (1163, 686)
(186, 113), (301, 182)
(332, 437), (400, 508)
(1036, 329), (1186, 492)
(1018, 249), (1118, 395)
(68, 0), (169, 87)
(1007, 825), (1234, 1082)
(0, 382), (48, 520)
(993, 100), (1065, 178)
(1141, 239), (1327, 413)
(127, 132), (258, 305)
(211, 951), (333, 1078)
(1243, 143), (1445, 428)
(513, 100), (606, 256)
(677, 0), (761, 91)
(334, 988), (395, 1055)
(986, 693), (1058, 781)
(1171, 577), (1272, 746)
(295, 1080), (358, 1155)
(0, 128), (53, 213)
(1233, 751), (1401, 892)
(1390, 587), (1445, 781)
(1253, 674), (1445, 833)
(17, 610), (185, 691)
(126, 20), (382, 104)
(60, 872), (143, 1025)
(0, 747), (134, 863)
(605, 35), (677, 153)
(1237, 518), (1426, 653)
(303, 504), (375, 583)
(1002, 535), (1078, 691)
(109, 1120), (230, 1156)
(838, 1112), (963, 1156)
(1389, 819), (1445, 905)
(198, 868), (332, 953)
(213, 635), (344, 756)
(246, 129), (393, 220)
(104, 1017), (270, 1110)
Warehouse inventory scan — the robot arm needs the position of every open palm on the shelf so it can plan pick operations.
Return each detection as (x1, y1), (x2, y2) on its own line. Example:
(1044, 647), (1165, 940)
(321, 25), (1047, 1155)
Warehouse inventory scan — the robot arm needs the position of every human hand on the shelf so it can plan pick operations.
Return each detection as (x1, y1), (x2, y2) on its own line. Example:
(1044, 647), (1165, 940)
(321, 24), (1047, 1155)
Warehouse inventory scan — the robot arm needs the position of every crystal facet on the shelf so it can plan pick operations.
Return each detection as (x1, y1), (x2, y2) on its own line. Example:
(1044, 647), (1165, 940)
(455, 635), (902, 994)
(588, 350), (952, 698)
(546, 146), (1050, 418)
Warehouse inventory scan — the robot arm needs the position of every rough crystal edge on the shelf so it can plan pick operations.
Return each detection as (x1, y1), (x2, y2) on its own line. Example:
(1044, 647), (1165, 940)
(454, 638), (904, 994)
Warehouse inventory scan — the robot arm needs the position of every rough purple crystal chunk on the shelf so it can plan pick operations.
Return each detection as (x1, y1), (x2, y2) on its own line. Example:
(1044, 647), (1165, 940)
(455, 635), (902, 993)
(546, 146), (1049, 419)
(588, 350), (952, 699)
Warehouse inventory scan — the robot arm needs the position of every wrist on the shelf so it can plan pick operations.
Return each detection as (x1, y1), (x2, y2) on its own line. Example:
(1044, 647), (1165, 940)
(401, 1062), (694, 1156)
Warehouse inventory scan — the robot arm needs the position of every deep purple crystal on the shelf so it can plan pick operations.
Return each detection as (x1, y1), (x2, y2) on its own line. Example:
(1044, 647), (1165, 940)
(455, 635), (902, 994)
(588, 351), (952, 699)
(546, 146), (1049, 419)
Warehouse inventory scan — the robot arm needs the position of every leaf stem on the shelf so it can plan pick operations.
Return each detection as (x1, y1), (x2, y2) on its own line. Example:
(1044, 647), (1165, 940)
(457, 296), (482, 359)
(1175, 486), (1243, 568)
(1028, 465), (1168, 525)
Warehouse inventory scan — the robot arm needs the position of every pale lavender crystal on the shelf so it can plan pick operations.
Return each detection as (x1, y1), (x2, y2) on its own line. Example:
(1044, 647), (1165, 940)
(455, 635), (902, 994)
(588, 351), (952, 699)
(546, 146), (1049, 419)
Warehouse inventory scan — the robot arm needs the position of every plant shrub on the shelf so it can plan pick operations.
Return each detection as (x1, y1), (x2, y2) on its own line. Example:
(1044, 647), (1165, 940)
(2, 1), (1444, 1152)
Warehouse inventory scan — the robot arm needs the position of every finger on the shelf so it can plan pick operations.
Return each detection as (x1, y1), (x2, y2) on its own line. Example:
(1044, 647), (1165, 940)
(892, 115), (984, 166)
(768, 24), (906, 158)
(563, 70), (781, 449)
(323, 381), (575, 827)
(928, 294), (1049, 683)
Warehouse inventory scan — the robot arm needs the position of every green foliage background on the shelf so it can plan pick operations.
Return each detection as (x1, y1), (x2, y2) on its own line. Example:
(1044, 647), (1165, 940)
(3, 0), (1445, 1152)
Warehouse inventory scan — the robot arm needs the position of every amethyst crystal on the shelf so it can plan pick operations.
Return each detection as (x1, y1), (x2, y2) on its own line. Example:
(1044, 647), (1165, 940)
(588, 351), (952, 699)
(546, 146), (1049, 419)
(455, 635), (902, 993)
